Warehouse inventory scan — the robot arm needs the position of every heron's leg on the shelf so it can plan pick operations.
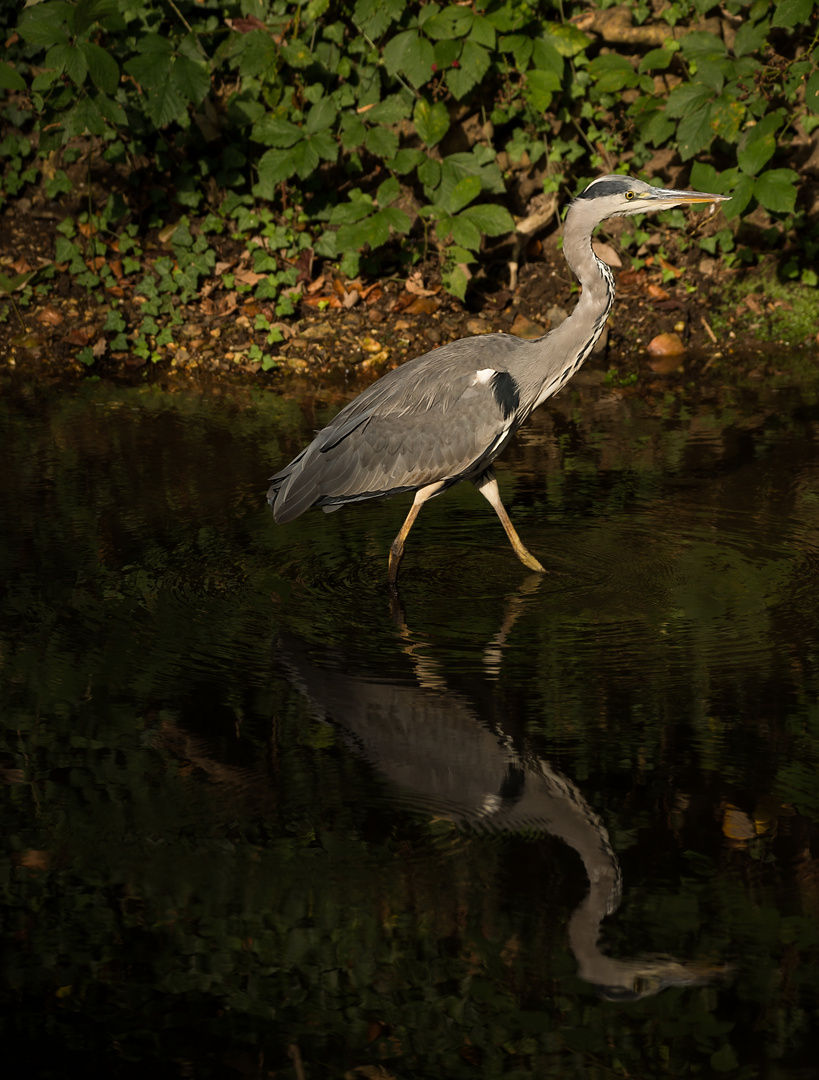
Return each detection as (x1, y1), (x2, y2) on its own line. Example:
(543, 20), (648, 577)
(388, 482), (444, 585)
(474, 472), (546, 574)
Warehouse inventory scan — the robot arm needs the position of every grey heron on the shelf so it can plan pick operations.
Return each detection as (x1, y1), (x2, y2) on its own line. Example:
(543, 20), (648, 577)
(268, 175), (728, 582)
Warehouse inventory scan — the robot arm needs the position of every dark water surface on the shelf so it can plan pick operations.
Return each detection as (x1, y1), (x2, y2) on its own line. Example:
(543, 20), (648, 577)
(2, 371), (819, 1079)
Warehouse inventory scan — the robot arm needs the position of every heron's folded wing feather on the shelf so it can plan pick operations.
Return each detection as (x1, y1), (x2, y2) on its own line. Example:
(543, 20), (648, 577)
(270, 366), (516, 521)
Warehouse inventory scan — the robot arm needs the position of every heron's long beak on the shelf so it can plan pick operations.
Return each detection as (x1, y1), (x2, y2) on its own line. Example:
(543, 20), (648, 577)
(637, 187), (731, 210)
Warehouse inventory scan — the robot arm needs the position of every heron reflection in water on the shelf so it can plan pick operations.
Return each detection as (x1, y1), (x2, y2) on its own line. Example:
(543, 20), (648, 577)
(275, 590), (730, 1001)
(269, 176), (728, 582)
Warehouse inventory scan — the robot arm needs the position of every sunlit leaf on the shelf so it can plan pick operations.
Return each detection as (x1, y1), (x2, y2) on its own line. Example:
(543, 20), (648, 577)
(772, 0), (814, 26)
(754, 168), (798, 214)
(414, 98), (450, 147)
(461, 202), (515, 236)
(383, 30), (434, 88)
(422, 5), (473, 40)
(446, 176), (481, 214)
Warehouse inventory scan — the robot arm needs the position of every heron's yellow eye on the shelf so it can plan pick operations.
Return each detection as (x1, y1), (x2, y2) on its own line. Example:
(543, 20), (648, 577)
(625, 190), (635, 200)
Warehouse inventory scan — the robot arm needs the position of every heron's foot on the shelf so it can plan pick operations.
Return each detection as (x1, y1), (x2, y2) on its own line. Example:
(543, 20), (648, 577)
(388, 542), (404, 586)
(515, 547), (547, 574)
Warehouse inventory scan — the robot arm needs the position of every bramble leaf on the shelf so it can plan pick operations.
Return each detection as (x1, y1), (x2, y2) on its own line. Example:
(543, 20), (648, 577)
(79, 42), (119, 95)
(754, 169), (798, 214)
(414, 99), (450, 147)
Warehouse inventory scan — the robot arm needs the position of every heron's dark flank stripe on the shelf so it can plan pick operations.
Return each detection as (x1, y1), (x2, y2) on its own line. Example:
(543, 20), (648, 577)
(491, 371), (520, 420)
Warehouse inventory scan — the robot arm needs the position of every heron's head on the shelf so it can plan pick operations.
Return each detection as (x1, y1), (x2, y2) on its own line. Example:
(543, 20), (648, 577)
(571, 174), (729, 222)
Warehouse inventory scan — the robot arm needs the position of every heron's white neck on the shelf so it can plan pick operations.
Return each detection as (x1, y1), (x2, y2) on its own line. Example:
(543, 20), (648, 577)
(523, 228), (615, 412)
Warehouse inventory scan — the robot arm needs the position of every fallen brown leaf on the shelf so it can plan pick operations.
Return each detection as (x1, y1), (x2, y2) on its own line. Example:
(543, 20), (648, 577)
(404, 295), (440, 316)
(37, 305), (63, 326)
(67, 326), (94, 346)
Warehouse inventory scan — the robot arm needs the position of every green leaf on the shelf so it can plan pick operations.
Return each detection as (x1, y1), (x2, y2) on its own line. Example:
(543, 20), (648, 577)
(383, 30), (434, 88)
(365, 94), (412, 125)
(79, 42), (119, 95)
(46, 42), (88, 87)
(733, 19), (769, 57)
(446, 176), (481, 213)
(306, 97), (337, 134)
(461, 203), (515, 236)
(252, 115), (304, 148)
(134, 34), (173, 57)
(689, 161), (721, 193)
(737, 113), (782, 175)
(722, 172), (754, 218)
(442, 264), (469, 300)
(382, 205), (411, 232)
(95, 91), (126, 126)
(449, 213), (482, 250)
(468, 16), (496, 49)
(353, 0), (406, 40)
(74, 0), (119, 35)
(676, 106), (714, 160)
(680, 31), (727, 59)
(531, 39), (563, 76)
(329, 195), (374, 225)
(340, 114), (366, 149)
(281, 41), (313, 69)
(498, 35), (532, 69)
(17, 2), (72, 47)
(414, 98), (450, 147)
(639, 48), (672, 73)
(630, 99), (676, 146)
(524, 69), (561, 113)
(542, 23), (590, 58)
(0, 62), (26, 92)
(387, 148), (423, 174)
(666, 82), (713, 119)
(446, 41), (490, 99)
(66, 95), (107, 136)
(754, 169), (798, 213)
(377, 177), (401, 205)
(146, 79), (187, 128)
(588, 54), (639, 93)
(434, 38), (461, 69)
(171, 56), (210, 106)
(124, 52), (167, 90)
(418, 156), (441, 191)
(772, 0), (814, 27)
(364, 126), (398, 159)
(709, 95), (745, 144)
(423, 5), (473, 40)
(310, 131), (338, 163)
(338, 210), (390, 251)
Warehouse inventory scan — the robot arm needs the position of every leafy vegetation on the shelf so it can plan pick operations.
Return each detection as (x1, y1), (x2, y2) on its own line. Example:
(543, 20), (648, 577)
(1, 0), (819, 367)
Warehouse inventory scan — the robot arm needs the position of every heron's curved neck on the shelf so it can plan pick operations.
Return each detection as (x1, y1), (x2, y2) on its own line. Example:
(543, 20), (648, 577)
(522, 218), (615, 411)
(563, 224), (615, 333)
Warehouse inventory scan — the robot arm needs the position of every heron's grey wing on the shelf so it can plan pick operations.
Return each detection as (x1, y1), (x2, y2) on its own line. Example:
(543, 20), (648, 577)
(269, 358), (518, 523)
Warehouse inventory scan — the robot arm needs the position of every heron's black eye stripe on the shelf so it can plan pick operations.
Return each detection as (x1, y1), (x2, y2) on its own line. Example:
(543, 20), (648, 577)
(575, 178), (632, 200)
